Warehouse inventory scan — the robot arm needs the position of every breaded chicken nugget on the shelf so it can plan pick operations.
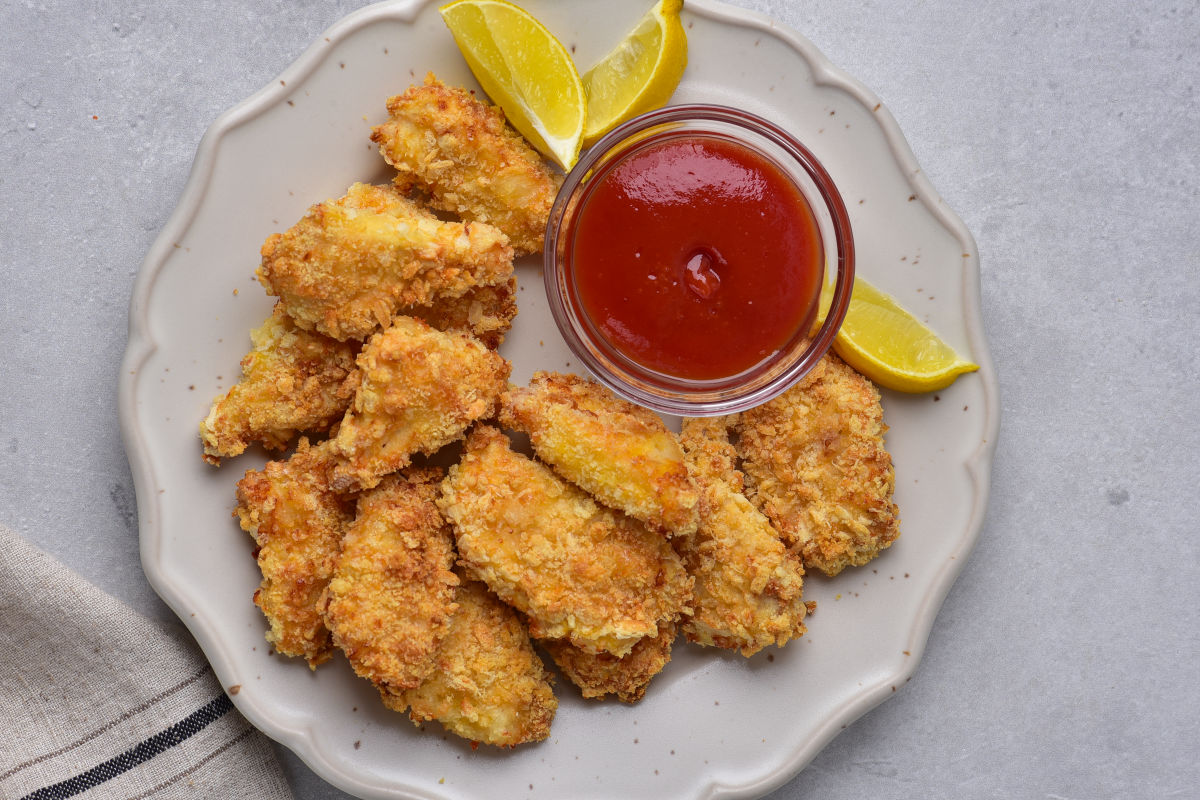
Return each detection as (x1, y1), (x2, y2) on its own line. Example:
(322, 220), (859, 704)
(677, 417), (807, 656)
(542, 621), (676, 704)
(500, 372), (699, 536)
(258, 182), (514, 341)
(371, 74), (560, 256)
(200, 305), (360, 464)
(399, 275), (517, 350)
(735, 355), (900, 576)
(438, 426), (692, 658)
(330, 316), (510, 492)
(323, 469), (459, 692)
(383, 577), (557, 747)
(234, 439), (351, 668)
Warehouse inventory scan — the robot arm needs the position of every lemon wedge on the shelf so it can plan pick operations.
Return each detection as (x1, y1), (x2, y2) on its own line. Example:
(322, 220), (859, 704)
(581, 0), (688, 147)
(440, 0), (586, 170)
(821, 277), (979, 393)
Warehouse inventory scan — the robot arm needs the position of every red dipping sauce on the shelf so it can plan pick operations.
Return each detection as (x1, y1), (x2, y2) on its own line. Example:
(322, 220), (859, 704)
(568, 134), (823, 382)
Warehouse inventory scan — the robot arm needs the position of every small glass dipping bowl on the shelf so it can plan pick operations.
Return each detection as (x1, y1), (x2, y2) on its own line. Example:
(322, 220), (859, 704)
(544, 105), (855, 416)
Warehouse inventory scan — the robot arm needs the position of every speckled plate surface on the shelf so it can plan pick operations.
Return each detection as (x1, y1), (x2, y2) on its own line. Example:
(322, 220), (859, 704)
(118, 1), (998, 797)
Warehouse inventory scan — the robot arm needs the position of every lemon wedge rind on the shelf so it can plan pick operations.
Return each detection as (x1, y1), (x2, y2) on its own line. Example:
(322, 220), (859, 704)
(440, 0), (587, 170)
(581, 0), (688, 147)
(825, 277), (979, 394)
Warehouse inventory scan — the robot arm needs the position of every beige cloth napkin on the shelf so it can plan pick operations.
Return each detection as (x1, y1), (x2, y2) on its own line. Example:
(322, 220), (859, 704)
(0, 524), (294, 800)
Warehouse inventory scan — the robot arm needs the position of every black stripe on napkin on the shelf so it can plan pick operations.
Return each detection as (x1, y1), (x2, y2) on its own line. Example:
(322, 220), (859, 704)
(0, 666), (212, 783)
(19, 693), (234, 800)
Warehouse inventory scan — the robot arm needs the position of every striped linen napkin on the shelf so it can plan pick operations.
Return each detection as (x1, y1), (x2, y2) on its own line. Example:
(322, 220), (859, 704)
(0, 524), (293, 800)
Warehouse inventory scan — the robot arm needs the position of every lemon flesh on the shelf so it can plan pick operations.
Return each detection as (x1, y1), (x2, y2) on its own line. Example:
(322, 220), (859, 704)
(440, 0), (586, 170)
(823, 277), (979, 393)
(581, 0), (687, 147)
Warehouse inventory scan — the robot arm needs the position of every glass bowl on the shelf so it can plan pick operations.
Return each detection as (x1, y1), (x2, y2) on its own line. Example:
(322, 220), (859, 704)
(543, 104), (855, 416)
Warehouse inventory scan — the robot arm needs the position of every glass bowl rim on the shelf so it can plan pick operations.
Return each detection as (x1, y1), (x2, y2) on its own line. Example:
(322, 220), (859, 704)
(542, 103), (855, 416)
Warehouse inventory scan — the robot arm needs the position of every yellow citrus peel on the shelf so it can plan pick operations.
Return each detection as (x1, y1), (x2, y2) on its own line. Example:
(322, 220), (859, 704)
(440, 0), (587, 169)
(822, 277), (979, 393)
(581, 0), (688, 147)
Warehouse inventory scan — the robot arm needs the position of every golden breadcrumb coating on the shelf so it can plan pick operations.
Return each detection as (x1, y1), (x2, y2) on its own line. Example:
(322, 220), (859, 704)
(384, 577), (557, 747)
(542, 621), (676, 704)
(200, 305), (360, 464)
(500, 372), (699, 536)
(330, 316), (511, 492)
(371, 74), (560, 256)
(323, 469), (459, 692)
(438, 425), (692, 658)
(734, 355), (900, 577)
(234, 439), (351, 668)
(258, 182), (514, 341)
(677, 417), (807, 656)
(400, 275), (518, 350)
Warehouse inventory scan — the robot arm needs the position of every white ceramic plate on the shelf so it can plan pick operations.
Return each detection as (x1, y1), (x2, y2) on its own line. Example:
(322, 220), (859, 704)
(119, 1), (998, 798)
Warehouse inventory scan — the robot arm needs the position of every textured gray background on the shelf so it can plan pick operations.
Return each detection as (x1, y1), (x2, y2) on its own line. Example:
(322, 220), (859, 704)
(2, 1), (1197, 797)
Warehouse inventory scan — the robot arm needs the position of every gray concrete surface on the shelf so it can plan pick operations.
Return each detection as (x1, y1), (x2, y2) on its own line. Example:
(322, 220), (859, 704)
(2, 1), (1197, 797)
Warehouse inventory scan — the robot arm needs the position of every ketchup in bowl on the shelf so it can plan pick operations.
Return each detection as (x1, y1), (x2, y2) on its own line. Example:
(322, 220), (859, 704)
(571, 134), (823, 382)
(545, 106), (854, 416)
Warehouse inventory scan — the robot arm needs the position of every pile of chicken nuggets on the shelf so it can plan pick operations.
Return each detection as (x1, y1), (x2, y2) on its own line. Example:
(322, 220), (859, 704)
(200, 74), (901, 748)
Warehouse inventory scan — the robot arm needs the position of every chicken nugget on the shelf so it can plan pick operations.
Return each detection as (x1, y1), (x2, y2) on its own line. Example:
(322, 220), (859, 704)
(735, 354), (900, 576)
(234, 439), (351, 668)
(383, 577), (557, 747)
(372, 74), (560, 256)
(677, 417), (807, 656)
(200, 305), (360, 464)
(438, 425), (692, 658)
(323, 469), (459, 692)
(330, 316), (511, 492)
(500, 372), (699, 535)
(258, 182), (514, 341)
(400, 275), (517, 350)
(542, 621), (676, 704)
